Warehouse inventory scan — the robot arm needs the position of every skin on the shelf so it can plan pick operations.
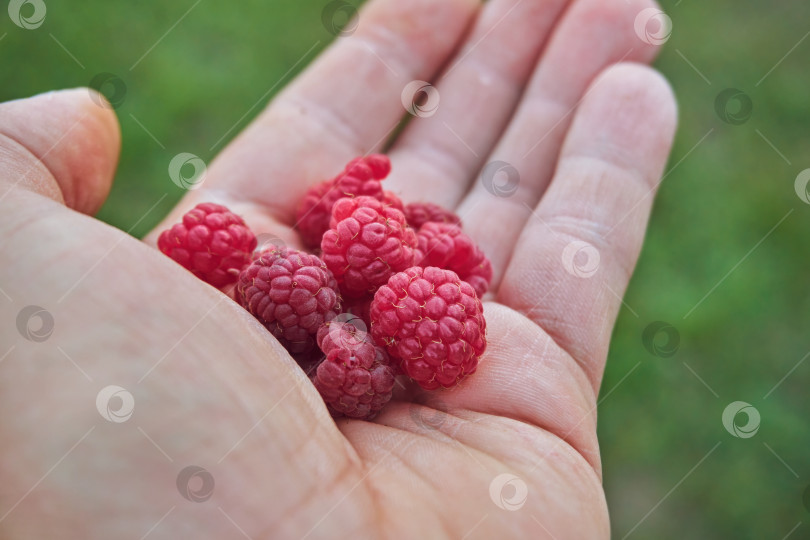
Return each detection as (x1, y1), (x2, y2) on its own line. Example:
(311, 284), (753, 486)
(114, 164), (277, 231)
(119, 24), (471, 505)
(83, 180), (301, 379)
(0, 0), (677, 538)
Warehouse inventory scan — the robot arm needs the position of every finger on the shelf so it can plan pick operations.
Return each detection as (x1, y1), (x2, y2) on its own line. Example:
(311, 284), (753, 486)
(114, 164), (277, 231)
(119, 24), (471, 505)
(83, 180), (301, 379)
(457, 0), (664, 285)
(384, 0), (571, 207)
(499, 63), (677, 391)
(0, 88), (120, 213)
(146, 0), (480, 243)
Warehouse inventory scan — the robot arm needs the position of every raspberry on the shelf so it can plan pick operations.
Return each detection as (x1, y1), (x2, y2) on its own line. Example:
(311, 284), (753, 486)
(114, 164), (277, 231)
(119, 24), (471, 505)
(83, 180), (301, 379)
(295, 181), (332, 248)
(292, 348), (324, 375)
(316, 316), (365, 354)
(237, 247), (340, 354)
(404, 202), (461, 230)
(370, 266), (486, 389)
(311, 320), (395, 419)
(321, 196), (418, 299)
(363, 154), (392, 180)
(344, 298), (372, 329)
(158, 203), (256, 288)
(415, 223), (493, 298)
(382, 190), (405, 212)
(296, 155), (391, 248)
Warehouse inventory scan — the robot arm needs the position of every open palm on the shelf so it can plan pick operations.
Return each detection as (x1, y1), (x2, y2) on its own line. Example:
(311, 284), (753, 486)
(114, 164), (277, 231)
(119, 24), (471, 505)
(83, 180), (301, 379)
(0, 0), (676, 538)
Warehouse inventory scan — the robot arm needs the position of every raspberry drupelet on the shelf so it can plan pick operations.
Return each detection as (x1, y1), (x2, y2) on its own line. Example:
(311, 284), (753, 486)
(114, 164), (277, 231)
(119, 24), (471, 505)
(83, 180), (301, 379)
(381, 190), (405, 212)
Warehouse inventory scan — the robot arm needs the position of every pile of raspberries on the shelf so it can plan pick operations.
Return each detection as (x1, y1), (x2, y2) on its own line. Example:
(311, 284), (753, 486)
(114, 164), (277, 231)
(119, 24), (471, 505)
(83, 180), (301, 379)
(158, 155), (491, 420)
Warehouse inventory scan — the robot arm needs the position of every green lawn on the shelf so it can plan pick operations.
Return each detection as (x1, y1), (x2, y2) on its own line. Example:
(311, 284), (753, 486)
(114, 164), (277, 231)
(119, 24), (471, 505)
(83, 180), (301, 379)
(3, 0), (809, 537)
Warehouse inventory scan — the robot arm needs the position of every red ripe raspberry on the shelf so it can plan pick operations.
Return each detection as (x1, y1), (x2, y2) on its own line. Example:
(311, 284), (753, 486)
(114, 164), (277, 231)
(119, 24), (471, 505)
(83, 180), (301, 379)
(291, 348), (324, 375)
(158, 203), (256, 288)
(363, 154), (391, 180)
(312, 320), (395, 419)
(382, 190), (404, 212)
(344, 298), (372, 329)
(404, 202), (461, 230)
(295, 181), (332, 248)
(321, 196), (418, 299)
(316, 315), (366, 354)
(237, 248), (340, 354)
(296, 155), (391, 248)
(415, 223), (493, 298)
(370, 266), (486, 389)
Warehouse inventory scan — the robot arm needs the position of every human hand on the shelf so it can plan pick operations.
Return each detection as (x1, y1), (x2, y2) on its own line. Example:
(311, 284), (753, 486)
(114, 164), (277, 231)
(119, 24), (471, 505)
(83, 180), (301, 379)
(0, 0), (676, 538)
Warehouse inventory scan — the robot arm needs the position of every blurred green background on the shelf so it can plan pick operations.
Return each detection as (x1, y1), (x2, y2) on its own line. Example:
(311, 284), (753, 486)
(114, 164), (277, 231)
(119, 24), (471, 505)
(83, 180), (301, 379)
(3, 0), (808, 537)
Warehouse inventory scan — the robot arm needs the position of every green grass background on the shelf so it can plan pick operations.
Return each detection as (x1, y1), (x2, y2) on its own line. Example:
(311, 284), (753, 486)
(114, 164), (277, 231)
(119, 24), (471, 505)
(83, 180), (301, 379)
(3, 0), (809, 537)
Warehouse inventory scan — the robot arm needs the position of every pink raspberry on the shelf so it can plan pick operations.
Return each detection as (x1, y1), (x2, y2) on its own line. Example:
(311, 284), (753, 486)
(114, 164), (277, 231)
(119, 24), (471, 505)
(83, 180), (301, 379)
(404, 202), (461, 230)
(316, 316), (365, 355)
(296, 155), (391, 248)
(291, 348), (325, 375)
(415, 223), (492, 298)
(362, 154), (392, 180)
(370, 266), (486, 389)
(321, 196), (418, 299)
(339, 301), (408, 377)
(237, 248), (340, 354)
(344, 298), (372, 330)
(158, 203), (256, 288)
(382, 190), (405, 212)
(312, 320), (395, 419)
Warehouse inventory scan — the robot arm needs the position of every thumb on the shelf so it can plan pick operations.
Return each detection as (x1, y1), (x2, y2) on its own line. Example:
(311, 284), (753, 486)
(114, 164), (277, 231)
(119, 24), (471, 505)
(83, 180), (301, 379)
(0, 88), (120, 214)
